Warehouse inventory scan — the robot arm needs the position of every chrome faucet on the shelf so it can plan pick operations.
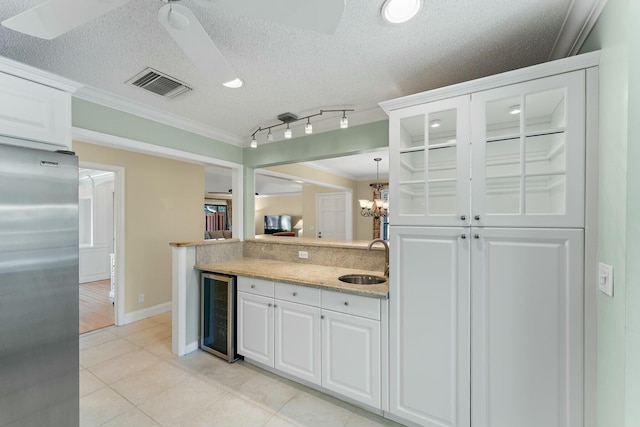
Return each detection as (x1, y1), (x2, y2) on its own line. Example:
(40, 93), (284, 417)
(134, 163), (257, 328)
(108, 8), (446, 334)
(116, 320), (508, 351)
(368, 238), (389, 277)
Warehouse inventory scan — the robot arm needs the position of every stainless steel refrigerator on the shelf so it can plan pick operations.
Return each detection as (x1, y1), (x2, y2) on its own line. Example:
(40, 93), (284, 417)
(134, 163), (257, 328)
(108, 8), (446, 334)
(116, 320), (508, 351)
(0, 142), (79, 426)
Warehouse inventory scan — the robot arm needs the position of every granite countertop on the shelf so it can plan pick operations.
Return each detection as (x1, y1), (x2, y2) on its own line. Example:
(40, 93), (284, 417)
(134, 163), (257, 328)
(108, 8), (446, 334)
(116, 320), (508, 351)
(195, 257), (389, 299)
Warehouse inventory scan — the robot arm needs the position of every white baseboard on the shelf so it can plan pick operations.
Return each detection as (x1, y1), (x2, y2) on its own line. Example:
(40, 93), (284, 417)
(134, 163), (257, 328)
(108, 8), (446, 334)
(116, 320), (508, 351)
(121, 301), (172, 325)
(185, 341), (199, 355)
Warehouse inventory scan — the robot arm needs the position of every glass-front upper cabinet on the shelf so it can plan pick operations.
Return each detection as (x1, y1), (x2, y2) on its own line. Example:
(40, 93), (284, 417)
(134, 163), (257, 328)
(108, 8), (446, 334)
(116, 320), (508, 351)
(471, 70), (585, 227)
(389, 95), (470, 226)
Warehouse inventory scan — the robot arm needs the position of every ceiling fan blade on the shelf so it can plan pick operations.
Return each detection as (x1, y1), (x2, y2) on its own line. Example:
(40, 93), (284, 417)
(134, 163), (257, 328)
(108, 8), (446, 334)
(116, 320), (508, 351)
(193, 0), (345, 35)
(158, 3), (238, 85)
(1, 0), (132, 40)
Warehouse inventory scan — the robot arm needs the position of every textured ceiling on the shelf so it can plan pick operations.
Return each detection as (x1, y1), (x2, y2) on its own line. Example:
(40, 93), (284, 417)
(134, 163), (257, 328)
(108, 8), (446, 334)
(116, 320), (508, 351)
(0, 0), (582, 147)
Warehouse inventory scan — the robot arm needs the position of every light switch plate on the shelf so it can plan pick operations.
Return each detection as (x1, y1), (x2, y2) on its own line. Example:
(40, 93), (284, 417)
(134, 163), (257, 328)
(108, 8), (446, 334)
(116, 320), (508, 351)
(599, 262), (614, 297)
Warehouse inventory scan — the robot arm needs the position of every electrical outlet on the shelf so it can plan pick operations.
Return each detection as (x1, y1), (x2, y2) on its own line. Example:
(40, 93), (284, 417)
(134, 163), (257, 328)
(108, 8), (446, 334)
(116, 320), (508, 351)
(137, 293), (145, 304)
(599, 263), (613, 297)
(298, 251), (308, 259)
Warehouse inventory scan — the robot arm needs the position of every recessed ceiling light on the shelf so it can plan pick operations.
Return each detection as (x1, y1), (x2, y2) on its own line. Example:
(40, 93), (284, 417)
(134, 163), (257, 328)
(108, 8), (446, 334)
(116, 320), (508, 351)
(382, 0), (422, 24)
(222, 78), (243, 89)
(509, 105), (521, 115)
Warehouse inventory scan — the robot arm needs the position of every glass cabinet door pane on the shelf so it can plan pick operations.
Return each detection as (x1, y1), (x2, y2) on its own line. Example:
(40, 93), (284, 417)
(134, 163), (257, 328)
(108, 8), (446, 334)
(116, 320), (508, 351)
(525, 175), (565, 214)
(525, 133), (566, 175)
(525, 88), (566, 133)
(486, 138), (520, 178)
(486, 96), (521, 139)
(399, 150), (425, 181)
(428, 109), (457, 145)
(428, 146), (456, 180)
(399, 182), (425, 214)
(485, 177), (521, 214)
(428, 181), (456, 215)
(399, 114), (425, 149)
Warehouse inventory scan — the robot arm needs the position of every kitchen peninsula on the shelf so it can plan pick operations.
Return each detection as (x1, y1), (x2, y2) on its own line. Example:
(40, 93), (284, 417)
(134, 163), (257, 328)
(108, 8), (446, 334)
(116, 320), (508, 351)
(170, 236), (388, 356)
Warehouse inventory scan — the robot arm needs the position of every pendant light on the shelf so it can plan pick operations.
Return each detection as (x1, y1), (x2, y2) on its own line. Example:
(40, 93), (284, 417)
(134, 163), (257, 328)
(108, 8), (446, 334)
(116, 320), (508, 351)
(305, 118), (313, 134)
(284, 123), (292, 139)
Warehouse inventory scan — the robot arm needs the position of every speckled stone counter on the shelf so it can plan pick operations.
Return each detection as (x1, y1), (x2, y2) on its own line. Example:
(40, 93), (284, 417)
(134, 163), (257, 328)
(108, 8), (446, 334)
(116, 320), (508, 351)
(196, 257), (388, 299)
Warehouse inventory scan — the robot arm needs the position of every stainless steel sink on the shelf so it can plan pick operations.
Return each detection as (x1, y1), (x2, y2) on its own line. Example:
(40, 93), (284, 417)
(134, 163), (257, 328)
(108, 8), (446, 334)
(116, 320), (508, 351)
(338, 274), (386, 285)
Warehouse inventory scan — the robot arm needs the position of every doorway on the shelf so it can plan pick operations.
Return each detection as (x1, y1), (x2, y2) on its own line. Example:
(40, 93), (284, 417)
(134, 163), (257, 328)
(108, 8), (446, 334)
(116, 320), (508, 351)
(316, 192), (352, 240)
(78, 165), (122, 334)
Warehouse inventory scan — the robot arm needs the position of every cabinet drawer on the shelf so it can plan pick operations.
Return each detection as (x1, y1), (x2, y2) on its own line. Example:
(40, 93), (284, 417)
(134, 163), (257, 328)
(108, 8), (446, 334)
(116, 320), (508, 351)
(237, 276), (274, 297)
(322, 290), (380, 321)
(275, 282), (321, 307)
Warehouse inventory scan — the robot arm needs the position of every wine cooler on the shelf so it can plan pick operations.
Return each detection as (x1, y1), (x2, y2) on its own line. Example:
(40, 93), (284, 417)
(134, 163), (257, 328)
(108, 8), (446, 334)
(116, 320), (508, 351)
(200, 273), (238, 362)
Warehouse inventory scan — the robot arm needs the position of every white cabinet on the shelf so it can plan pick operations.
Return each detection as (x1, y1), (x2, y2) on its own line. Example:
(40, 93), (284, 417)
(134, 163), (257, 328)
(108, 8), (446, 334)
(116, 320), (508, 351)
(322, 310), (380, 409)
(389, 95), (470, 227)
(470, 71), (585, 228)
(237, 276), (385, 410)
(321, 291), (381, 409)
(388, 70), (586, 228)
(382, 53), (598, 427)
(471, 228), (584, 427)
(389, 227), (470, 427)
(237, 291), (274, 367)
(275, 299), (321, 385)
(0, 72), (71, 147)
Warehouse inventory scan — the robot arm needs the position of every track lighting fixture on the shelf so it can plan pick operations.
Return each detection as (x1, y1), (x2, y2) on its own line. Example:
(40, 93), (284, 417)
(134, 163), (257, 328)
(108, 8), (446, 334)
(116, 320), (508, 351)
(340, 111), (349, 129)
(249, 109), (354, 147)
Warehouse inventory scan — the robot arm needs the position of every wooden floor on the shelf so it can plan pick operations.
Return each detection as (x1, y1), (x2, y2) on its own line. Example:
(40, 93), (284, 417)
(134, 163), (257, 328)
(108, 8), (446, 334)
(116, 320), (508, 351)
(79, 279), (114, 335)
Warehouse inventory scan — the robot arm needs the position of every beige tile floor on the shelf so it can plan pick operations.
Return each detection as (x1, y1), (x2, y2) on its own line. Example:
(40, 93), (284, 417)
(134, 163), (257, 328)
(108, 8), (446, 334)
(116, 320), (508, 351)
(80, 312), (404, 427)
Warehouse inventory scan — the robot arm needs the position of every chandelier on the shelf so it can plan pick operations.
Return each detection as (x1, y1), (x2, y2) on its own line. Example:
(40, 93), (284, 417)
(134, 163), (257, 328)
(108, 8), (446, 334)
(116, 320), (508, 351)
(359, 158), (389, 218)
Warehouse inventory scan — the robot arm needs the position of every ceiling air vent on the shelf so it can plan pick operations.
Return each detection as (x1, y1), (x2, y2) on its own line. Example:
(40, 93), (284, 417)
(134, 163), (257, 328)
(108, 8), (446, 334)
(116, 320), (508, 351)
(126, 68), (192, 99)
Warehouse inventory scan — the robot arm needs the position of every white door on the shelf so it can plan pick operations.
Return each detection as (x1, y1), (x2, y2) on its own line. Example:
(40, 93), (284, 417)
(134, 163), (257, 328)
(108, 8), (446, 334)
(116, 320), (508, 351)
(316, 192), (347, 239)
(275, 300), (321, 385)
(388, 95), (471, 227)
(237, 291), (274, 367)
(470, 71), (585, 228)
(321, 309), (381, 408)
(471, 227), (584, 427)
(389, 226), (470, 427)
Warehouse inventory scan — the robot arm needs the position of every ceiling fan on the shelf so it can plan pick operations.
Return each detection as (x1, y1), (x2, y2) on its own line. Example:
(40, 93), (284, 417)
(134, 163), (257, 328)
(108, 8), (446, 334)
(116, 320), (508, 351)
(1, 0), (345, 86)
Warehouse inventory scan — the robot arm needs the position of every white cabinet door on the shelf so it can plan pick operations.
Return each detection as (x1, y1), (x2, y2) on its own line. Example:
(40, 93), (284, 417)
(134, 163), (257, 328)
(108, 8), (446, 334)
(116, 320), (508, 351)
(237, 291), (274, 367)
(0, 72), (71, 147)
(471, 228), (584, 427)
(321, 309), (381, 409)
(389, 95), (471, 227)
(389, 226), (470, 427)
(470, 71), (585, 228)
(275, 299), (321, 385)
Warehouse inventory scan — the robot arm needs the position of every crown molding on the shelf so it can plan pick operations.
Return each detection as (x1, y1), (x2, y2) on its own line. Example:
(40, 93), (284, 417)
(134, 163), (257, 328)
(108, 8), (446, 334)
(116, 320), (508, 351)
(379, 51), (600, 113)
(74, 85), (244, 146)
(549, 0), (609, 60)
(0, 56), (83, 93)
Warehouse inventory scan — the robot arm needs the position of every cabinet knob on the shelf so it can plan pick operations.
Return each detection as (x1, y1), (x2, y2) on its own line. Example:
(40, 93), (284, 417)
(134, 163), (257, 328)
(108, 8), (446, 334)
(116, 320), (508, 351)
(293, 292), (297, 296)
(474, 234), (480, 239)
(321, 315), (325, 319)
(461, 234), (467, 239)
(344, 301), (349, 306)
(474, 215), (480, 220)
(251, 284), (255, 288)
(274, 304), (277, 308)
(460, 215), (467, 220)
(268, 303), (272, 307)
